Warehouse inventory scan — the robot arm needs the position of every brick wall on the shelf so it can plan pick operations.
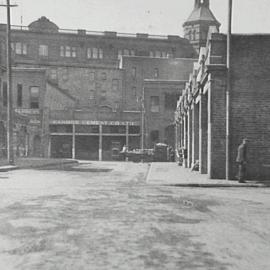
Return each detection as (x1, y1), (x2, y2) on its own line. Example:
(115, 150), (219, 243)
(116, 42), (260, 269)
(144, 80), (185, 148)
(229, 35), (270, 179)
(121, 57), (196, 110)
(0, 23), (196, 67)
(207, 70), (227, 179)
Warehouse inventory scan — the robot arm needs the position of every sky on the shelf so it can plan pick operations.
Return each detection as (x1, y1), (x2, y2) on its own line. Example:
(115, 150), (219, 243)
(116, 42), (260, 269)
(0, 0), (269, 36)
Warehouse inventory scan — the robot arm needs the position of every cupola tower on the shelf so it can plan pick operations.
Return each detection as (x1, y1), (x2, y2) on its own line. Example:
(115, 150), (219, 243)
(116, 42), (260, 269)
(183, 0), (220, 53)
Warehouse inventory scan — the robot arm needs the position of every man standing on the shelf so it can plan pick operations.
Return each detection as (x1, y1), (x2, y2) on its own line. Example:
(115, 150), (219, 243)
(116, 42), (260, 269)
(236, 138), (248, 183)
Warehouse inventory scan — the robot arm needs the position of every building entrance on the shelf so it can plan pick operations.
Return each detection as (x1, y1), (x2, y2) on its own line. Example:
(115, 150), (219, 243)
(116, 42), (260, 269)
(51, 135), (72, 158)
(75, 136), (99, 160)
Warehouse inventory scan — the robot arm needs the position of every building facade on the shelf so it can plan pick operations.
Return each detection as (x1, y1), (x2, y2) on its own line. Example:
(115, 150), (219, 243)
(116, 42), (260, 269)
(0, 0), (221, 161)
(175, 33), (270, 180)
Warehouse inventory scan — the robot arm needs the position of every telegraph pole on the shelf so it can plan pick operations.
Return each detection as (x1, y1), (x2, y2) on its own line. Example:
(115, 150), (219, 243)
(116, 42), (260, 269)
(226, 0), (232, 179)
(0, 0), (18, 165)
(141, 88), (145, 151)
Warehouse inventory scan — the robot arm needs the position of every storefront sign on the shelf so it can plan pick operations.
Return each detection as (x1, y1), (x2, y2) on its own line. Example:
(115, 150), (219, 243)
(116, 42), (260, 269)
(50, 120), (139, 126)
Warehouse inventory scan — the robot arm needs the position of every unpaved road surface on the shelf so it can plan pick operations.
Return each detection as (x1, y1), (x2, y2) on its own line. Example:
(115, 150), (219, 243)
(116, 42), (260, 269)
(0, 161), (269, 270)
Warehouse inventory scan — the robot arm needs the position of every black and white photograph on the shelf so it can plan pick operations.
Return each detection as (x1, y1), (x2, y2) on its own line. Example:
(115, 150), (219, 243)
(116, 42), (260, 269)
(0, 0), (270, 269)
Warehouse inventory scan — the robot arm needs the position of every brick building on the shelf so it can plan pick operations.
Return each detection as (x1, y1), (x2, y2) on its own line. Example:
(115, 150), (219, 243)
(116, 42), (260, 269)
(0, 0), (220, 161)
(175, 33), (270, 180)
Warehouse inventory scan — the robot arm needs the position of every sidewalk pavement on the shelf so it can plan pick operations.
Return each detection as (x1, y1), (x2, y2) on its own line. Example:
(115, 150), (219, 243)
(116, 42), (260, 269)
(0, 158), (78, 172)
(146, 162), (267, 187)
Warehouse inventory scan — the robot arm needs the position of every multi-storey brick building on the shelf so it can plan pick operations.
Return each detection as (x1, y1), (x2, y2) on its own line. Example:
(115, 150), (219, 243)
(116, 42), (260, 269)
(0, 0), (220, 161)
(176, 32), (270, 180)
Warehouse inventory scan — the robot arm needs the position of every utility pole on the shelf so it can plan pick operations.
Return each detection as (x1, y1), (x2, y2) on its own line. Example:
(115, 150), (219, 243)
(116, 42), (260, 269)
(141, 88), (145, 151)
(0, 0), (18, 165)
(226, 0), (232, 180)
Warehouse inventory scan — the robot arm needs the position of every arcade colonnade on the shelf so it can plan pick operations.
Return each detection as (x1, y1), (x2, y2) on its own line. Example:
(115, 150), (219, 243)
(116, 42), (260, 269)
(175, 55), (228, 179)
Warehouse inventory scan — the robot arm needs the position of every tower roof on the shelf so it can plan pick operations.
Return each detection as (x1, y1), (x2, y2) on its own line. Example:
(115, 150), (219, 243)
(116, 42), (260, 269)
(183, 0), (220, 27)
(28, 16), (59, 33)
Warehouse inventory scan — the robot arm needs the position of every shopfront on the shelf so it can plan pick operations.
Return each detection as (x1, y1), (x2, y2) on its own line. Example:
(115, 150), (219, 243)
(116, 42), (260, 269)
(49, 120), (140, 160)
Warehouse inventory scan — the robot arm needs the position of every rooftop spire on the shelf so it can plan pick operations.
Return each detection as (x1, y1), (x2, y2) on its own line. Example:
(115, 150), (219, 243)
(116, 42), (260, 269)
(195, 0), (209, 8)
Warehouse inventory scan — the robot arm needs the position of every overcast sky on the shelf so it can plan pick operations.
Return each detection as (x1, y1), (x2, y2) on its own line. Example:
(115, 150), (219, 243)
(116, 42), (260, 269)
(0, 0), (269, 36)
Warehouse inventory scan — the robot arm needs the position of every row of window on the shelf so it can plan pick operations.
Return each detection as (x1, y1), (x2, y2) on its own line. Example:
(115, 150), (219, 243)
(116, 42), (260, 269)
(1, 82), (40, 109)
(131, 67), (159, 79)
(88, 79), (120, 99)
(150, 93), (178, 113)
(50, 124), (140, 134)
(149, 51), (169, 58)
(11, 42), (171, 59)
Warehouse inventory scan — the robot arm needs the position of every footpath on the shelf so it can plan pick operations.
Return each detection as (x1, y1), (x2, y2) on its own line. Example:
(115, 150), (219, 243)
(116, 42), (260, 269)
(0, 158), (78, 172)
(147, 162), (267, 188)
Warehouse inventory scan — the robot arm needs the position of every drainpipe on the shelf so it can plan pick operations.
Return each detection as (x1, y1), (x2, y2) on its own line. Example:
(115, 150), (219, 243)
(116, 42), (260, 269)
(226, 0), (232, 180)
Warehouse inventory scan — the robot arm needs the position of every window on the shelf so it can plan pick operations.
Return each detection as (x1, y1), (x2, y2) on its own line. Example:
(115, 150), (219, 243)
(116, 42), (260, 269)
(193, 30), (196, 40)
(123, 49), (129, 56)
(118, 49), (122, 59)
(95, 83), (101, 91)
(118, 49), (135, 58)
(71, 47), (77, 57)
(150, 50), (167, 58)
(155, 50), (161, 58)
(60, 46), (77, 58)
(132, 67), (136, 79)
(101, 72), (107, 80)
(87, 48), (103, 59)
(92, 48), (98, 59)
(89, 71), (95, 81)
(50, 69), (58, 80)
(29, 86), (40, 109)
(39, 44), (48, 57)
(129, 126), (140, 134)
(3, 82), (7, 107)
(150, 96), (159, 113)
(161, 51), (167, 58)
(60, 46), (65, 57)
(12, 42), (27, 55)
(66, 46), (71, 57)
(112, 79), (119, 91)
(165, 93), (179, 111)
(89, 90), (95, 100)
(17, 84), (23, 107)
(154, 68), (159, 78)
(101, 90), (106, 97)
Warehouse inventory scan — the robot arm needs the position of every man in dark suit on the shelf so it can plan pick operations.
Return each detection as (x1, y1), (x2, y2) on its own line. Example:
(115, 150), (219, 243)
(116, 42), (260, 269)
(236, 138), (248, 183)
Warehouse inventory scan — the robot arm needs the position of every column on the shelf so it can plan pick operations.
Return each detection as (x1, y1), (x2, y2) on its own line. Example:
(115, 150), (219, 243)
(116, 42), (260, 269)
(48, 136), (51, 158)
(72, 124), (75, 159)
(183, 114), (187, 167)
(207, 73), (227, 179)
(199, 93), (208, 174)
(125, 123), (129, 149)
(187, 109), (192, 168)
(99, 124), (102, 161)
(192, 102), (199, 167)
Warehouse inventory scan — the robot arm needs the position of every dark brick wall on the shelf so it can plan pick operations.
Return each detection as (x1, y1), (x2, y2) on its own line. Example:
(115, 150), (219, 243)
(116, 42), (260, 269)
(229, 35), (270, 179)
(208, 71), (227, 179)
